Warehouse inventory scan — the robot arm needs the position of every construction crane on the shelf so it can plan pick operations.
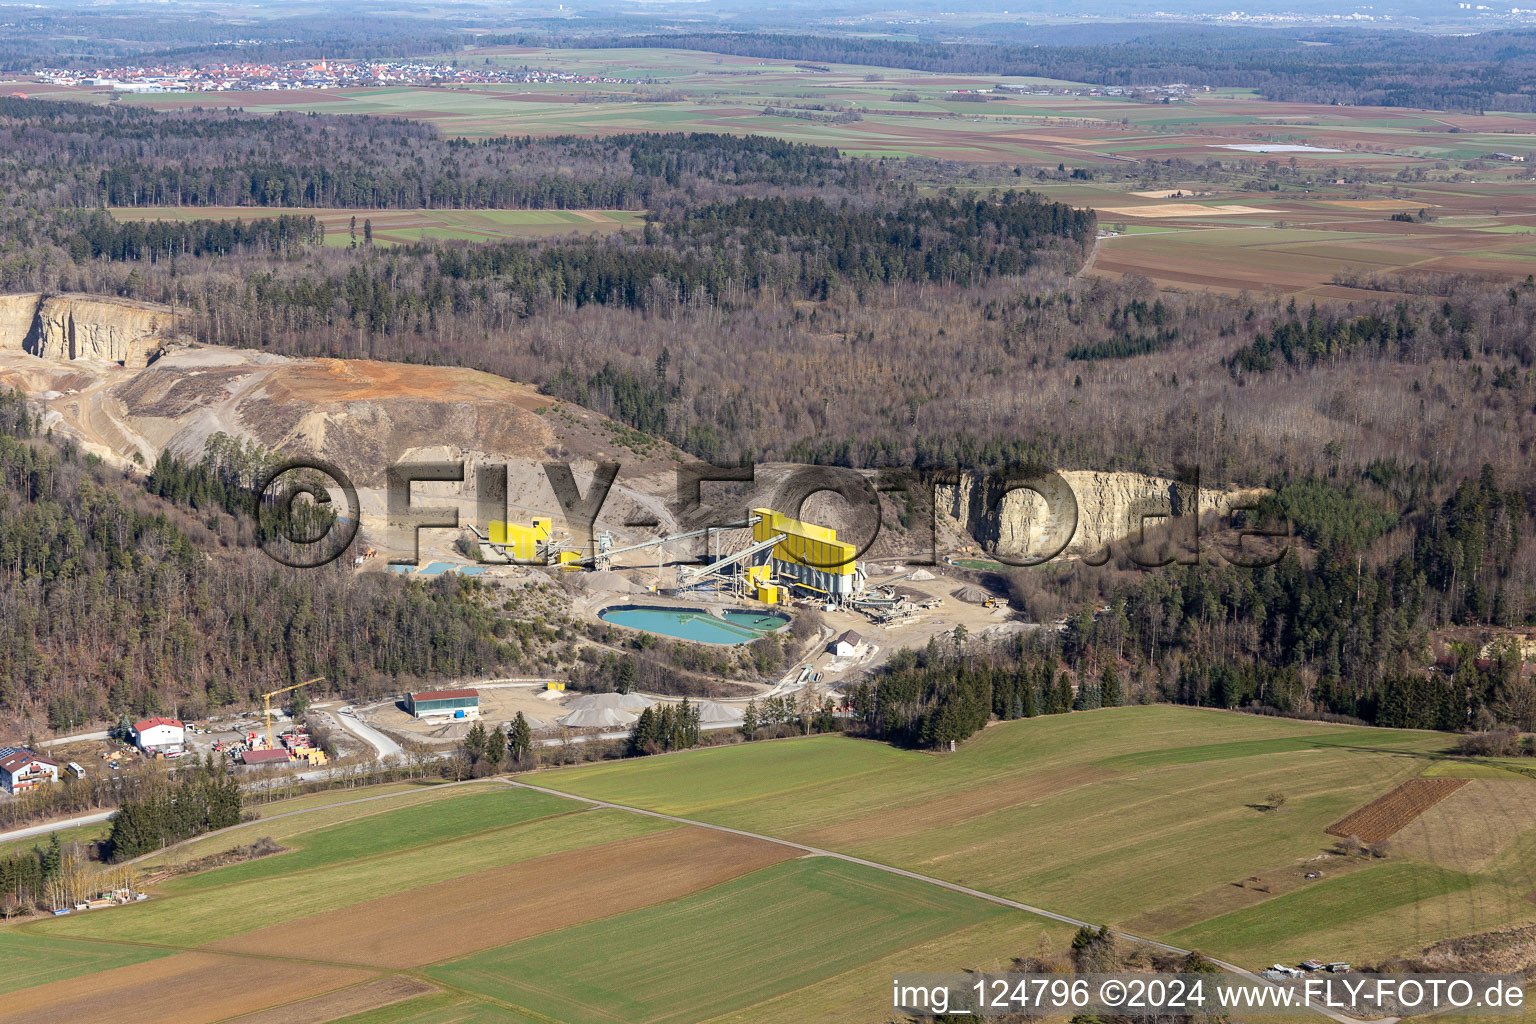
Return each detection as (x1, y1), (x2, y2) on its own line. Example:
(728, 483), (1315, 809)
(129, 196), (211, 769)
(261, 677), (322, 751)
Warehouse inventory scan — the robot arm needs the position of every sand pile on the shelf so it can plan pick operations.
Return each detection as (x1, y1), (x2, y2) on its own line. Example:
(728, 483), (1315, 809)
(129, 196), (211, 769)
(566, 691), (655, 711)
(695, 701), (745, 724)
(951, 585), (991, 604)
(558, 706), (638, 729)
(580, 570), (638, 593)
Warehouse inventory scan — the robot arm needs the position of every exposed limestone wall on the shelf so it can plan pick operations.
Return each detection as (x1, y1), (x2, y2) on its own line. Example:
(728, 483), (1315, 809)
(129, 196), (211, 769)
(0, 293), (177, 367)
(938, 469), (1267, 562)
(0, 293), (41, 350)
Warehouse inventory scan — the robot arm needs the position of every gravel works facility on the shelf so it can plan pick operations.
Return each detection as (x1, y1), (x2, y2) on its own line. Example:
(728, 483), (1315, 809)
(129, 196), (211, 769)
(405, 688), (481, 720)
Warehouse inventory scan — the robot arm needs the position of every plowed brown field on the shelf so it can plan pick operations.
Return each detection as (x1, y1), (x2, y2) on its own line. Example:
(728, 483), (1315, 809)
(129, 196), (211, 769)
(225, 975), (436, 1024)
(1325, 777), (1470, 843)
(210, 825), (794, 968)
(0, 952), (369, 1024)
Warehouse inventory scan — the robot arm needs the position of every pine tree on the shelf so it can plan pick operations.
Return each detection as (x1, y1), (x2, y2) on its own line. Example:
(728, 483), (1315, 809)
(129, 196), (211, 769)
(463, 721), (488, 765)
(741, 699), (760, 739)
(484, 726), (506, 770)
(509, 712), (533, 765)
(1101, 664), (1122, 707)
(616, 657), (637, 694)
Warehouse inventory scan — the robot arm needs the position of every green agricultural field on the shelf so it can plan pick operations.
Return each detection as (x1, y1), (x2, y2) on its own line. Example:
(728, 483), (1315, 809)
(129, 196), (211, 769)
(161, 785), (576, 892)
(5, 708), (1533, 1022)
(0, 931), (170, 996)
(149, 779), (504, 867)
(528, 706), (1536, 966)
(107, 207), (646, 245)
(36, 798), (653, 946)
(427, 857), (1004, 1024)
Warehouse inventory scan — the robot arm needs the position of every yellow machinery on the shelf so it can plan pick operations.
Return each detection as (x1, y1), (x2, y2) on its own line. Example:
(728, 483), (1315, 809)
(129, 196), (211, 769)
(489, 518), (551, 562)
(757, 585), (780, 604)
(261, 677), (322, 752)
(546, 680), (566, 692)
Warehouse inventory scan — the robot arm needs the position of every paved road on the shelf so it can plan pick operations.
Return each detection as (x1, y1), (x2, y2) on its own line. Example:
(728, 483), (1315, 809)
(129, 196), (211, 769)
(497, 777), (1378, 1024)
(0, 809), (114, 847)
(332, 704), (404, 760)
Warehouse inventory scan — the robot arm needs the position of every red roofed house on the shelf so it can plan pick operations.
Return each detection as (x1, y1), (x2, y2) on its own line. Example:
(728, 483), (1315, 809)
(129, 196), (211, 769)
(0, 747), (60, 794)
(132, 717), (185, 754)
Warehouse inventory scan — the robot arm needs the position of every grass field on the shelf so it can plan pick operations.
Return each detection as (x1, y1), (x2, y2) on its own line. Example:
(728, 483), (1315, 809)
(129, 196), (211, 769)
(107, 206), (646, 245)
(0, 931), (170, 996)
(5, 706), (1534, 1022)
(426, 857), (1004, 1024)
(529, 706), (1536, 965)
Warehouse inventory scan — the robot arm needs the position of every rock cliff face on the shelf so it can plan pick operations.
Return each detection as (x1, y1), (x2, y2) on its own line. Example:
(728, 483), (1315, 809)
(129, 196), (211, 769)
(938, 469), (1266, 563)
(0, 293), (179, 368)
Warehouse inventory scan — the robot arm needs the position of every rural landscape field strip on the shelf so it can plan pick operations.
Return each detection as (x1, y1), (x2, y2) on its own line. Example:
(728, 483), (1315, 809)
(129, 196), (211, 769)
(0, 930), (172, 996)
(211, 826), (796, 967)
(162, 785), (576, 892)
(424, 857), (1011, 1024)
(0, 951), (376, 1024)
(497, 776), (1129, 933)
(107, 207), (647, 246)
(519, 708), (1536, 968)
(1325, 777), (1472, 842)
(224, 976), (440, 1024)
(34, 805), (672, 946)
(145, 778), (510, 869)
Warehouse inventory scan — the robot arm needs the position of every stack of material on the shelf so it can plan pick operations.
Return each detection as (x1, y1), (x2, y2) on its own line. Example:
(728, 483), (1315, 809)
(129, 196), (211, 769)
(557, 706), (638, 729)
(695, 701), (745, 724)
(908, 568), (937, 581)
(951, 585), (991, 604)
(580, 571), (638, 593)
(565, 691), (656, 711)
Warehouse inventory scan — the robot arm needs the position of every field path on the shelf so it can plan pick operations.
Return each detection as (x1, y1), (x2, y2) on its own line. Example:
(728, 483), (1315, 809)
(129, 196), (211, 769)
(499, 776), (1389, 1024)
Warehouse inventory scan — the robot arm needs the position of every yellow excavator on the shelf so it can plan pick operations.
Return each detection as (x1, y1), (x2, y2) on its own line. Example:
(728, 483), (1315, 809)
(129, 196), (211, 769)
(261, 677), (323, 751)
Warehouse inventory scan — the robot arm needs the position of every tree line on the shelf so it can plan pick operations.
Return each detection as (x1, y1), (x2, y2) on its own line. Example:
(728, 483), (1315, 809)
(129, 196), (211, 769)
(104, 756), (242, 860)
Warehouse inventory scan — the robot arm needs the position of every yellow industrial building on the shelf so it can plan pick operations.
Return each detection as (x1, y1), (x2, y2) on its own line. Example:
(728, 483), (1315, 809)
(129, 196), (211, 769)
(751, 507), (862, 599)
(489, 518), (551, 562)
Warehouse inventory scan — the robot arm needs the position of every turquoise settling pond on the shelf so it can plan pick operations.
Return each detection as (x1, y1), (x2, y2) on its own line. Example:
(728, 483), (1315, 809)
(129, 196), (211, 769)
(599, 606), (790, 645)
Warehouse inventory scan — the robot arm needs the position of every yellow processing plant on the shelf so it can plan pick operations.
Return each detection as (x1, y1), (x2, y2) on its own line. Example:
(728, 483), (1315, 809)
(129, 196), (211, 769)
(751, 507), (862, 599)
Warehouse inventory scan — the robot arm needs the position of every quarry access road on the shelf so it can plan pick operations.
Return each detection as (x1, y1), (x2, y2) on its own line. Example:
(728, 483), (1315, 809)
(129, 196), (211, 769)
(498, 776), (1383, 1024)
(328, 702), (405, 761)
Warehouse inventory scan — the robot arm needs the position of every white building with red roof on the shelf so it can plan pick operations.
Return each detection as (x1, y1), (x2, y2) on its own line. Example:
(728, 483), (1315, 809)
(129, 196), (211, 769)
(0, 747), (60, 794)
(132, 716), (185, 754)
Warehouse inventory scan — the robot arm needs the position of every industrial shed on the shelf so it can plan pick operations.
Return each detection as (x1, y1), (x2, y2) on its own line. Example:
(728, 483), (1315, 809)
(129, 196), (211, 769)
(406, 688), (480, 719)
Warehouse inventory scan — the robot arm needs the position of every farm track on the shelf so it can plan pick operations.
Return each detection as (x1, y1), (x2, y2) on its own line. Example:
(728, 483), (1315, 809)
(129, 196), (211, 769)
(496, 777), (1384, 1024)
(6, 767), (1397, 1024)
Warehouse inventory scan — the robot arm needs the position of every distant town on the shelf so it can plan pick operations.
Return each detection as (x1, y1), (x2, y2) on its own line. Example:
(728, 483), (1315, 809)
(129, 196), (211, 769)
(34, 58), (640, 93)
